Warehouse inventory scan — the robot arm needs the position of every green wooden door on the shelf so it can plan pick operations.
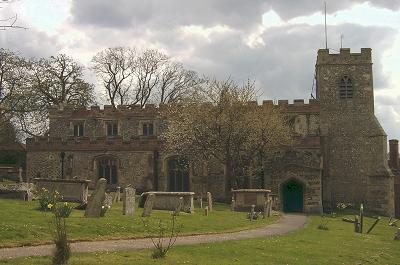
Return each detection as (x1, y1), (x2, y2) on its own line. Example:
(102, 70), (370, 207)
(283, 180), (303, 212)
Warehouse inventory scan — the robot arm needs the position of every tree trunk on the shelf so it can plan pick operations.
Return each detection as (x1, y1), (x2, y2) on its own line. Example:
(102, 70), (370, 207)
(224, 159), (235, 199)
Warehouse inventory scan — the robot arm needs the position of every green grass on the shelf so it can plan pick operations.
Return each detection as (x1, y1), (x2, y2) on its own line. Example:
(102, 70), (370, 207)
(0, 199), (277, 247)
(1, 214), (399, 265)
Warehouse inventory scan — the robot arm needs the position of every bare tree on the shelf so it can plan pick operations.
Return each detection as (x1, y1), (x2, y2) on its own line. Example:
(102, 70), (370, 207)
(0, 1), (26, 30)
(16, 54), (95, 136)
(91, 47), (136, 108)
(0, 48), (29, 136)
(134, 49), (168, 107)
(161, 78), (291, 193)
(157, 61), (200, 104)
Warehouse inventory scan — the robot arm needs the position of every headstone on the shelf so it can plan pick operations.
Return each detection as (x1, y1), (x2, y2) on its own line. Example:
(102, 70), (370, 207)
(250, 204), (255, 221)
(394, 228), (400, 241)
(174, 197), (183, 216)
(204, 206), (209, 216)
(207, 192), (213, 212)
(84, 178), (107, 218)
(142, 193), (155, 217)
(18, 167), (23, 182)
(263, 200), (268, 219)
(104, 193), (113, 207)
(198, 196), (203, 209)
(123, 187), (135, 215)
(113, 187), (121, 203)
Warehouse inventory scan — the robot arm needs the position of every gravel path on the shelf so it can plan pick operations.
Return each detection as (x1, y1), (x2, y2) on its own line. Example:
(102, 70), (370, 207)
(0, 214), (307, 259)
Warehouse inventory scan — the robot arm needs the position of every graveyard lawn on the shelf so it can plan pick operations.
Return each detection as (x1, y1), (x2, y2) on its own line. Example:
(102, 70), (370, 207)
(1, 214), (399, 265)
(0, 199), (278, 248)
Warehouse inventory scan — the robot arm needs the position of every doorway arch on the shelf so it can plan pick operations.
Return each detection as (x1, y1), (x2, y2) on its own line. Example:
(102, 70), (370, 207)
(167, 156), (189, 192)
(282, 179), (304, 212)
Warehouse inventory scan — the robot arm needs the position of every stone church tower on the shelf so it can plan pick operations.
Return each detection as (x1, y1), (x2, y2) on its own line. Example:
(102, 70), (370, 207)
(316, 48), (395, 215)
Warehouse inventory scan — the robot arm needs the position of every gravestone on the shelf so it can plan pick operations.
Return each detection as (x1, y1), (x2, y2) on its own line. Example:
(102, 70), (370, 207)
(198, 196), (203, 209)
(113, 187), (121, 203)
(104, 193), (113, 207)
(204, 206), (209, 216)
(123, 187), (135, 215)
(142, 193), (155, 217)
(250, 205), (255, 221)
(174, 197), (183, 216)
(18, 167), (23, 182)
(263, 200), (268, 219)
(394, 228), (400, 241)
(84, 178), (106, 218)
(207, 192), (213, 212)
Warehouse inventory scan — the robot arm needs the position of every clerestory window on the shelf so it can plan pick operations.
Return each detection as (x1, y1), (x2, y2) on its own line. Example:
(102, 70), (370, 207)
(73, 122), (84, 137)
(142, 123), (154, 136)
(106, 121), (118, 137)
(339, 76), (353, 99)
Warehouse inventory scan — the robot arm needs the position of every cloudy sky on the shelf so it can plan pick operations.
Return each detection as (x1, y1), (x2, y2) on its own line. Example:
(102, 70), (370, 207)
(1, 0), (399, 140)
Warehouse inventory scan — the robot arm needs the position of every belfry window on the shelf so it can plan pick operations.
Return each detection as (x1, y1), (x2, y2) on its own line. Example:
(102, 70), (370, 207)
(339, 76), (353, 99)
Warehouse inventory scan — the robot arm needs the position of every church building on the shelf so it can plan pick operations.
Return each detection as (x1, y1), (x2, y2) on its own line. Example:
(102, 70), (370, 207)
(26, 48), (395, 216)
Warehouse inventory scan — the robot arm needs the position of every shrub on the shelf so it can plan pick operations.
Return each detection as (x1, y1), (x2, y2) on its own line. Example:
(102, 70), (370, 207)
(142, 214), (183, 259)
(37, 188), (61, 211)
(317, 215), (329, 230)
(54, 202), (73, 218)
(51, 210), (70, 265)
(100, 205), (110, 217)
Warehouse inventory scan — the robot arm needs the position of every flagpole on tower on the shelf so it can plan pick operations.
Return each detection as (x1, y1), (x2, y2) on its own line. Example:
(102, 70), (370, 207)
(324, 2), (328, 50)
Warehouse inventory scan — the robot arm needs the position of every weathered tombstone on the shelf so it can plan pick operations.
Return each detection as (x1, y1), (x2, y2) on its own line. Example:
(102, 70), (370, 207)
(231, 197), (235, 211)
(394, 228), (400, 241)
(122, 187), (135, 215)
(142, 193), (155, 217)
(207, 192), (213, 212)
(113, 187), (121, 203)
(204, 206), (209, 216)
(174, 197), (183, 216)
(84, 178), (107, 218)
(354, 215), (361, 233)
(263, 200), (268, 219)
(18, 167), (23, 183)
(104, 193), (113, 207)
(198, 196), (203, 209)
(250, 205), (255, 221)
(360, 204), (364, 233)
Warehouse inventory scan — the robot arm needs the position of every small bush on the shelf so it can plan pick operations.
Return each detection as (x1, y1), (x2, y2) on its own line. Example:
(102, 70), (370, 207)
(37, 188), (61, 211)
(100, 205), (110, 217)
(317, 215), (329, 230)
(54, 202), (73, 218)
(142, 214), (183, 259)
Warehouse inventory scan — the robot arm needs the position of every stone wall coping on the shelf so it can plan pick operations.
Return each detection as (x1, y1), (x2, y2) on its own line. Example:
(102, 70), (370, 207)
(232, 189), (271, 193)
(33, 178), (91, 184)
(142, 191), (195, 196)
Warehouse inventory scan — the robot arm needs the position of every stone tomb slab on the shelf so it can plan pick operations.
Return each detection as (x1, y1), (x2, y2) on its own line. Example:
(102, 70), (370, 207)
(232, 189), (271, 212)
(139, 192), (195, 213)
(34, 178), (90, 203)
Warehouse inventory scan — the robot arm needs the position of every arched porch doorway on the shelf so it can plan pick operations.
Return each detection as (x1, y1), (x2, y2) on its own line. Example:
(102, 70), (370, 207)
(167, 156), (189, 192)
(282, 179), (304, 212)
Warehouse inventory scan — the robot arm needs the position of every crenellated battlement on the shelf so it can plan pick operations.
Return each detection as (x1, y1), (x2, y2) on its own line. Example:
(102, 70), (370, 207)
(49, 99), (320, 118)
(317, 48), (372, 64)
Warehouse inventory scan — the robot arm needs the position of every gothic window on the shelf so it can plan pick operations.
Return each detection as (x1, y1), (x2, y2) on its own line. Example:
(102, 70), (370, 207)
(73, 122), (84, 137)
(142, 123), (154, 136)
(106, 121), (118, 137)
(98, 158), (118, 185)
(167, 156), (189, 192)
(339, 76), (353, 99)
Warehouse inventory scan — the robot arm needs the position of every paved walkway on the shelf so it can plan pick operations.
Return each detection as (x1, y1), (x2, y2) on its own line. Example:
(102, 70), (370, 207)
(0, 214), (307, 259)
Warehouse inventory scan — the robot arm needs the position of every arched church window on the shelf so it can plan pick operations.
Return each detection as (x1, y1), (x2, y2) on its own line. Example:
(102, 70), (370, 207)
(339, 76), (353, 99)
(98, 157), (118, 184)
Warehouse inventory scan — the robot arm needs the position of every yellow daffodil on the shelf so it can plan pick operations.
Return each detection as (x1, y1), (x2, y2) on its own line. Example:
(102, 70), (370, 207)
(47, 204), (53, 209)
